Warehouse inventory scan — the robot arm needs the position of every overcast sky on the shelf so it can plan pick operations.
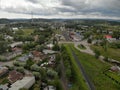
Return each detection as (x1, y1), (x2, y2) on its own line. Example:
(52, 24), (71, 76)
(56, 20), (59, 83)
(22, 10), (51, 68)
(0, 0), (120, 19)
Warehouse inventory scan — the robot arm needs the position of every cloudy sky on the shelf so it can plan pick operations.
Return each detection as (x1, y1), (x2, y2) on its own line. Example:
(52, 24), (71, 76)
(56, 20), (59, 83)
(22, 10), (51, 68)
(0, 0), (120, 19)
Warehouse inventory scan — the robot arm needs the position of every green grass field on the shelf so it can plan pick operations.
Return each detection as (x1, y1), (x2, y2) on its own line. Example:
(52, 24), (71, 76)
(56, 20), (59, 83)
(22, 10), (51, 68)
(91, 45), (120, 61)
(66, 44), (120, 90)
(22, 28), (34, 35)
(105, 70), (120, 82)
(64, 44), (89, 90)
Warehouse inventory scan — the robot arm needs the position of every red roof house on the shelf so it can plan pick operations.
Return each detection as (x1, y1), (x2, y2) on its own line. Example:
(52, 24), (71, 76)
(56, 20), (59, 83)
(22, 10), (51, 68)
(105, 35), (112, 39)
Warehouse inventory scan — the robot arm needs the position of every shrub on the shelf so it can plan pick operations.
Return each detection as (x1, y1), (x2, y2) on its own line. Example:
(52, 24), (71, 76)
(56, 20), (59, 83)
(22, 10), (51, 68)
(87, 38), (92, 43)
(94, 49), (101, 59)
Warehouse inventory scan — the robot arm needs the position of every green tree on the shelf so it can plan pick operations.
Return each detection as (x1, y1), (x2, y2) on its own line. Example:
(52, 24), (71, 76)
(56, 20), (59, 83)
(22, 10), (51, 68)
(52, 44), (60, 51)
(31, 64), (40, 72)
(25, 59), (34, 70)
(38, 35), (45, 44)
(0, 41), (8, 54)
(47, 69), (58, 79)
(19, 88), (28, 90)
(16, 67), (24, 74)
(94, 49), (101, 59)
(36, 45), (44, 52)
(87, 38), (92, 43)
(53, 37), (58, 44)
(33, 72), (41, 79)
(66, 68), (71, 80)
(39, 68), (47, 81)
(16, 30), (24, 35)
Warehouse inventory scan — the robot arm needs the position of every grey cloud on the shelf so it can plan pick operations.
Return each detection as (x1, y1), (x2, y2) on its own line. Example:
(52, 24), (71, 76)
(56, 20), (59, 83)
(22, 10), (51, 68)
(0, 0), (120, 18)
(60, 0), (120, 17)
(26, 0), (39, 3)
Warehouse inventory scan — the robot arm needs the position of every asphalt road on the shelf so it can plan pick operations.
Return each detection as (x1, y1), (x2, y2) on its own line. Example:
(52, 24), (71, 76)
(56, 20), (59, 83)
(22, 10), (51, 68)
(70, 47), (95, 90)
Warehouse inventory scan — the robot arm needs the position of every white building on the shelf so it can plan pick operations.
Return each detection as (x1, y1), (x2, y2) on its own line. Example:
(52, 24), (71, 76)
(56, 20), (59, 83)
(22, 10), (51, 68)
(43, 50), (57, 55)
(9, 76), (35, 90)
(47, 44), (54, 49)
(10, 42), (23, 48)
(0, 85), (8, 90)
(44, 85), (56, 90)
(12, 27), (18, 31)
(4, 35), (14, 40)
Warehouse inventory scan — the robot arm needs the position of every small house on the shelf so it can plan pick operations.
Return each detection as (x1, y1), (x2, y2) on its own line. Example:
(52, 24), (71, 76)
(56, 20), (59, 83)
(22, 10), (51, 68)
(8, 70), (23, 83)
(0, 66), (8, 77)
(9, 76), (35, 90)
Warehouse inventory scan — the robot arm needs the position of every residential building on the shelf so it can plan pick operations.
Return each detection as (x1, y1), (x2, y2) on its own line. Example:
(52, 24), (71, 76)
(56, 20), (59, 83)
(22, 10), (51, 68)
(0, 66), (8, 77)
(9, 76), (35, 90)
(46, 44), (54, 49)
(1, 48), (22, 61)
(18, 52), (34, 62)
(18, 55), (29, 62)
(43, 50), (57, 55)
(12, 27), (18, 31)
(4, 35), (14, 40)
(44, 85), (56, 90)
(0, 85), (8, 90)
(32, 51), (44, 62)
(105, 35), (116, 42)
(8, 70), (23, 83)
(10, 42), (23, 48)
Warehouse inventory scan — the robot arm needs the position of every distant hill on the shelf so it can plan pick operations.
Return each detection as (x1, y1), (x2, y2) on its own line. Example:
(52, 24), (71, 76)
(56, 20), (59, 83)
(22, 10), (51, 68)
(0, 18), (120, 25)
(0, 19), (11, 24)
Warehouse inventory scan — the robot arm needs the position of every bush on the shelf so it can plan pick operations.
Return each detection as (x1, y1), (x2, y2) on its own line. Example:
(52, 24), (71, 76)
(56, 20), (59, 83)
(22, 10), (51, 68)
(6, 66), (14, 70)
(66, 68), (72, 79)
(94, 49), (101, 59)
(54, 79), (63, 90)
(87, 38), (92, 43)
(14, 61), (25, 67)
(13, 61), (20, 66)
(19, 88), (28, 90)
(52, 44), (60, 51)
(110, 43), (120, 49)
(25, 59), (34, 70)
(31, 64), (41, 72)
(104, 56), (109, 62)
(47, 69), (58, 79)
(33, 72), (41, 80)
(0, 56), (7, 62)
(16, 67), (24, 74)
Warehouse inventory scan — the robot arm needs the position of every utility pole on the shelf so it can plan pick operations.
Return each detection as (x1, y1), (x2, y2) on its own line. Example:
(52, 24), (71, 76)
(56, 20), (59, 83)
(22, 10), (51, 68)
(31, 11), (34, 23)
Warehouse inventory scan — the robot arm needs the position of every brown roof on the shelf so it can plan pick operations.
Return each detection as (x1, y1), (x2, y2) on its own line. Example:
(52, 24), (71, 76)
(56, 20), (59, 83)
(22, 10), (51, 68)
(32, 51), (43, 57)
(8, 70), (23, 83)
(12, 47), (22, 52)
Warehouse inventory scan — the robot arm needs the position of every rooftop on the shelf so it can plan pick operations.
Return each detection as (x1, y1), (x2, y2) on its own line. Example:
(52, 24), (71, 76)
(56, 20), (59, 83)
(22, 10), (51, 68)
(9, 76), (35, 90)
(8, 70), (23, 83)
(43, 50), (57, 55)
